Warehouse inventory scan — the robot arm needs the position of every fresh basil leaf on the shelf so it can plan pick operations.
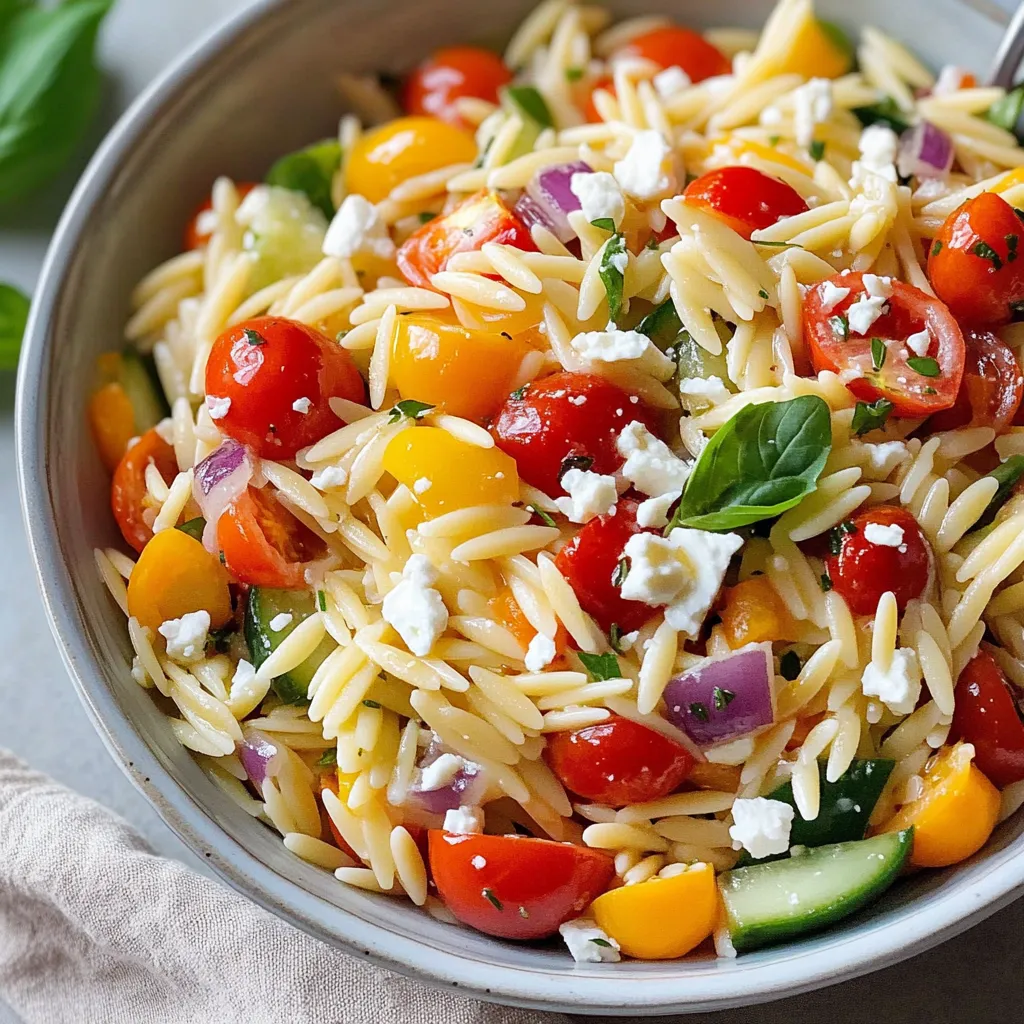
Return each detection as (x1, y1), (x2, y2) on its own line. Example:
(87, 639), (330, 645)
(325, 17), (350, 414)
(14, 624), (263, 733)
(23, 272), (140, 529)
(317, 749), (338, 766)
(176, 517), (207, 542)
(712, 686), (736, 710)
(577, 651), (621, 681)
(362, 699), (382, 709)
(591, 217), (615, 232)
(808, 139), (826, 162)
(669, 396), (832, 532)
(820, 572), (833, 592)
(851, 398), (893, 436)
(753, 240), (805, 250)
(973, 240), (1003, 271)
(243, 327), (265, 346)
(972, 455), (1024, 531)
(829, 314), (849, 340)
(590, 937), (614, 948)
(611, 556), (629, 589)
(599, 233), (627, 325)
(907, 356), (940, 377)
(388, 399), (434, 423)
(987, 85), (1024, 137)
(0, 281), (28, 369)
(266, 139), (342, 219)
(317, 589), (327, 612)
(931, 240), (943, 257)
(502, 85), (553, 129)
(0, 0), (113, 204)
(688, 701), (710, 722)
(852, 96), (912, 135)
(481, 887), (504, 911)
(870, 337), (886, 371)
(635, 298), (682, 348)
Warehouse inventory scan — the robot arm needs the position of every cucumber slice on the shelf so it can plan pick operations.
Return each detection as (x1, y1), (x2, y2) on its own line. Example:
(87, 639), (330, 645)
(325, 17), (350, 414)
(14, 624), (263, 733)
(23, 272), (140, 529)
(245, 587), (333, 705)
(119, 349), (169, 432)
(500, 85), (554, 162)
(720, 829), (913, 953)
(239, 185), (327, 294)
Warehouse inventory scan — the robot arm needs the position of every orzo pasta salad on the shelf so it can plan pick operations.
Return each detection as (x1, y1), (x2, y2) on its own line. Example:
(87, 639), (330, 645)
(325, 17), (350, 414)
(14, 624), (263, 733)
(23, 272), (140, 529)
(90, 0), (1024, 961)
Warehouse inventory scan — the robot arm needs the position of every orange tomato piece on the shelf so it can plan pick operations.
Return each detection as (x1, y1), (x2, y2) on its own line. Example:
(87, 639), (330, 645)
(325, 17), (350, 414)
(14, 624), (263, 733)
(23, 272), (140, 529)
(451, 291), (546, 339)
(89, 382), (137, 472)
(719, 576), (796, 649)
(686, 762), (742, 792)
(490, 586), (569, 657)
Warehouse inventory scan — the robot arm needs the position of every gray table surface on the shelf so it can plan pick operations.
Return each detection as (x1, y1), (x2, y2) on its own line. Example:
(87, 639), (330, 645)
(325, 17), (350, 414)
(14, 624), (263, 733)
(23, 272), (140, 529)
(0, 2), (1021, 1022)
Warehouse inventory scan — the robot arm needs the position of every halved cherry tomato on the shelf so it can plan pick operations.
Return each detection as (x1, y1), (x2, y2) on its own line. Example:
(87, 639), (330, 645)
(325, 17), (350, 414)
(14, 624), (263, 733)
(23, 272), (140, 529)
(928, 328), (1023, 434)
(683, 167), (809, 241)
(397, 189), (536, 290)
(804, 272), (965, 416)
(545, 714), (695, 806)
(217, 487), (325, 590)
(950, 648), (1024, 788)
(490, 586), (569, 659)
(403, 46), (512, 127)
(185, 182), (257, 250)
(205, 317), (365, 460)
(427, 831), (614, 940)
(584, 75), (614, 123)
(824, 506), (932, 616)
(111, 428), (179, 553)
(555, 498), (658, 633)
(490, 371), (658, 497)
(620, 26), (731, 83)
(928, 192), (1024, 327)
(89, 381), (137, 472)
(719, 576), (797, 648)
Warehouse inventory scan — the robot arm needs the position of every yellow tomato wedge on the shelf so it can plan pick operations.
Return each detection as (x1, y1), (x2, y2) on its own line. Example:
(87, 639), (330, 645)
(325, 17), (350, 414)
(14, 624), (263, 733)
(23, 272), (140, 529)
(591, 863), (718, 960)
(772, 16), (854, 80)
(719, 576), (796, 649)
(706, 136), (813, 177)
(127, 528), (233, 633)
(451, 291), (547, 339)
(881, 742), (1000, 868)
(382, 426), (519, 517)
(89, 381), (137, 472)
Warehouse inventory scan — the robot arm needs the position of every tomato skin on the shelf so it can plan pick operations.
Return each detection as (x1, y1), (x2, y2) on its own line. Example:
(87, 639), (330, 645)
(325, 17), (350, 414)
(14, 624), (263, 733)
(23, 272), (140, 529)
(185, 182), (256, 250)
(545, 715), (695, 806)
(111, 429), (179, 553)
(928, 192), (1024, 327)
(951, 649), (1024, 788)
(490, 371), (658, 497)
(824, 506), (932, 616)
(397, 189), (536, 290)
(804, 272), (965, 416)
(427, 832), (614, 940)
(205, 317), (365, 460)
(683, 167), (809, 240)
(621, 26), (731, 83)
(555, 498), (658, 633)
(928, 328), (1023, 434)
(404, 46), (511, 127)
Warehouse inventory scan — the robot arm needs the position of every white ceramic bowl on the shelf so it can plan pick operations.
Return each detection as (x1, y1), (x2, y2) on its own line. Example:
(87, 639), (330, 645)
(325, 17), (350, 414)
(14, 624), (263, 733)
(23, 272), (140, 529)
(16, 0), (1024, 1014)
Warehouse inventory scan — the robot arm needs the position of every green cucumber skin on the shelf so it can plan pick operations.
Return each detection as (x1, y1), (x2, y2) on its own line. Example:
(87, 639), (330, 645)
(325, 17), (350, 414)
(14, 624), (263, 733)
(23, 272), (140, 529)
(721, 830), (914, 953)
(119, 349), (170, 431)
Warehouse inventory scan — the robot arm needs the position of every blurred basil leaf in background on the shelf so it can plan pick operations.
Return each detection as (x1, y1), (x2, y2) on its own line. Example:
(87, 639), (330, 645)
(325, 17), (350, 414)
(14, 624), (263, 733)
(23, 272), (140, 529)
(0, 282), (29, 369)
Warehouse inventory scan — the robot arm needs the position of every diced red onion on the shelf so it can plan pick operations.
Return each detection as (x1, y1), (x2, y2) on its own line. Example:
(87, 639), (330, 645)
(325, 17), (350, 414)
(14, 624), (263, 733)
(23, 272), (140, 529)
(192, 439), (252, 552)
(897, 121), (954, 180)
(513, 160), (592, 244)
(662, 643), (775, 747)
(405, 739), (487, 815)
(237, 728), (284, 796)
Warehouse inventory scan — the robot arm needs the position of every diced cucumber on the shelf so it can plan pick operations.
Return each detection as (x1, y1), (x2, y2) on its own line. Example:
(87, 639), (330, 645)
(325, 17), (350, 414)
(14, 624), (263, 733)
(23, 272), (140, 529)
(719, 830), (913, 953)
(119, 348), (169, 432)
(636, 299), (682, 349)
(244, 587), (334, 705)
(500, 85), (554, 162)
(675, 330), (734, 391)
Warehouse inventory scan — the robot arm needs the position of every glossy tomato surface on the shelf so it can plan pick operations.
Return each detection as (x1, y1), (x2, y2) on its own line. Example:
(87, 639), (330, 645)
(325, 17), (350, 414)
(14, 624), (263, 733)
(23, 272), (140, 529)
(804, 273), (965, 416)
(111, 428), (179, 553)
(404, 46), (511, 126)
(620, 26), (730, 82)
(205, 317), (365, 460)
(490, 371), (658, 496)
(951, 648), (1024, 788)
(824, 506), (932, 616)
(928, 192), (1024, 327)
(428, 832), (614, 940)
(545, 714), (696, 806)
(683, 167), (809, 240)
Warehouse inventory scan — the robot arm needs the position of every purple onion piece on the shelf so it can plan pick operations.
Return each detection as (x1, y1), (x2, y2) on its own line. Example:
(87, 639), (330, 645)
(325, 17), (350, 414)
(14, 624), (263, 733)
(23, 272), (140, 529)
(896, 121), (954, 180)
(513, 192), (555, 236)
(237, 728), (284, 796)
(520, 160), (593, 243)
(192, 439), (253, 552)
(195, 438), (247, 494)
(405, 742), (487, 815)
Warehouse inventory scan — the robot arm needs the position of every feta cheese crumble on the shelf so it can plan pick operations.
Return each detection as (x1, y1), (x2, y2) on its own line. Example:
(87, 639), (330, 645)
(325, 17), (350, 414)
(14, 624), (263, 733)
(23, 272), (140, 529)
(292, 397), (312, 415)
(420, 752), (465, 791)
(862, 274), (893, 300)
(231, 659), (256, 690)
(206, 396), (231, 420)
(864, 522), (905, 548)
(616, 421), (690, 496)
(571, 327), (675, 380)
(853, 124), (900, 185)
(310, 464), (348, 491)
(268, 612), (294, 632)
(323, 193), (395, 260)
(569, 170), (625, 227)
(554, 468), (619, 524)
(859, 440), (909, 479)
(679, 375), (731, 407)
(158, 610), (211, 664)
(792, 78), (832, 148)
(613, 129), (676, 200)
(906, 329), (931, 357)
(847, 292), (888, 336)
(653, 65), (691, 99)
(413, 477), (432, 495)
(524, 632), (557, 672)
(635, 490), (681, 529)
(729, 797), (795, 859)
(558, 919), (621, 963)
(819, 281), (850, 313)
(443, 805), (484, 834)
(862, 648), (922, 717)
(381, 554), (448, 657)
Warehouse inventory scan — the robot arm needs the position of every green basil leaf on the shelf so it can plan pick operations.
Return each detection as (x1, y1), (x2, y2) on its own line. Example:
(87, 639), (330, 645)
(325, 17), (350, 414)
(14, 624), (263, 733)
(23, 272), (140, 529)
(0, 0), (113, 204)
(266, 139), (342, 219)
(852, 96), (912, 135)
(176, 517), (207, 542)
(669, 395), (832, 532)
(590, 217), (615, 232)
(851, 398), (893, 436)
(599, 233), (627, 324)
(906, 356), (940, 377)
(987, 85), (1024, 137)
(808, 139), (826, 162)
(0, 281), (28, 369)
(870, 337), (886, 371)
(502, 85), (553, 129)
(577, 651), (621, 681)
(388, 399), (434, 423)
(635, 298), (682, 347)
(972, 455), (1024, 531)
(317, 749), (338, 766)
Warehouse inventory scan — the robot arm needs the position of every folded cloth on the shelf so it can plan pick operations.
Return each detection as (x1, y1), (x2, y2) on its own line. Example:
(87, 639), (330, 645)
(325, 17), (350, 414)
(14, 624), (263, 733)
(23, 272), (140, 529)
(0, 750), (568, 1024)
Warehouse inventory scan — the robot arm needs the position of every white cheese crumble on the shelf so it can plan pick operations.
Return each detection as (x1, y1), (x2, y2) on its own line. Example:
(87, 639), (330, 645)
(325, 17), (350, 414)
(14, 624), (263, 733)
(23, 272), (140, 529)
(906, 329), (931, 357)
(413, 477), (432, 495)
(231, 659), (256, 690)
(609, 250), (629, 275)
(679, 375), (731, 406)
(792, 78), (833, 148)
(381, 554), (449, 657)
(158, 610), (210, 664)
(420, 752), (466, 791)
(847, 293), (888, 336)
(554, 468), (619, 524)
(613, 129), (676, 200)
(570, 170), (625, 227)
(729, 797), (795, 859)
(524, 632), (557, 672)
(292, 397), (312, 415)
(471, 854), (487, 869)
(653, 65), (691, 100)
(860, 441), (910, 479)
(558, 919), (621, 963)
(864, 522), (905, 548)
(851, 124), (899, 187)
(863, 274), (894, 300)
(310, 464), (348, 491)
(636, 490), (681, 529)
(861, 648), (922, 717)
(933, 64), (971, 97)
(443, 805), (484, 834)
(268, 612), (294, 632)
(206, 396), (231, 420)
(616, 421), (690, 496)
(323, 193), (395, 260)
(819, 281), (851, 313)
(571, 327), (675, 380)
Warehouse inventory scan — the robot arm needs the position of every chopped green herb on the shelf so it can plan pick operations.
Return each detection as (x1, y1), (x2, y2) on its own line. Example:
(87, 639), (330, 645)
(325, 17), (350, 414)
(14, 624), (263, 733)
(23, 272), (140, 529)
(388, 399), (435, 423)
(779, 650), (801, 681)
(591, 217), (615, 232)
(611, 557), (630, 588)
(317, 749), (338, 766)
(829, 314), (849, 339)
(852, 97), (912, 135)
(808, 139), (826, 162)
(986, 84), (1024, 135)
(768, 134), (781, 146)
(599, 232), (628, 324)
(578, 651), (622, 682)
(923, 386), (937, 395)
(243, 327), (265, 346)
(0, 284), (29, 370)
(177, 517), (207, 542)
(336, 330), (349, 343)
(820, 573), (834, 592)
(218, 551), (226, 565)
(565, 66), (584, 82)
(482, 888), (504, 911)
(559, 454), (595, 479)
(590, 938), (614, 948)
(931, 240), (943, 257)
(206, 624), (233, 655)
(712, 686), (736, 711)
(972, 455), (1024, 531)
(645, 236), (661, 250)
(526, 504), (556, 528)
(362, 699), (382, 709)
(758, 288), (769, 301)
(1007, 233), (1019, 263)
(871, 337), (886, 371)
(266, 139), (342, 219)
(688, 701), (710, 722)
(609, 622), (625, 654)
(502, 85), (554, 129)
(907, 356), (940, 377)
(417, 211), (435, 223)
(753, 240), (805, 250)
(317, 589), (327, 612)
(972, 240), (1003, 271)
(509, 384), (528, 400)
(851, 398), (893, 436)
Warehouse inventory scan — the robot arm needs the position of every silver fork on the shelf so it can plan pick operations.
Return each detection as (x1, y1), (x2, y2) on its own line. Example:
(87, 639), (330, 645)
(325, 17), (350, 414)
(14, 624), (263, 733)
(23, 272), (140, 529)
(990, 2), (1024, 87)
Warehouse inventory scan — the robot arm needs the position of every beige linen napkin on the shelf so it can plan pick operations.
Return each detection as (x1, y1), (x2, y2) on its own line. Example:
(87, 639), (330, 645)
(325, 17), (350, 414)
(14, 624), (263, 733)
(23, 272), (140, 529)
(0, 749), (568, 1024)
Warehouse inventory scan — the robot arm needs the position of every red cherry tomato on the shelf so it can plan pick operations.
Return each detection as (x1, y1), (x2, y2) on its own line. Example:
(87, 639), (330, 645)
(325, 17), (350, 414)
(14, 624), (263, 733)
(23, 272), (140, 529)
(427, 831), (614, 940)
(928, 192), (1024, 327)
(204, 317), (365, 460)
(804, 272), (965, 417)
(403, 46), (512, 127)
(397, 189), (536, 290)
(950, 648), (1024, 788)
(217, 487), (325, 590)
(111, 428), (180, 554)
(555, 498), (658, 633)
(545, 714), (695, 806)
(621, 26), (731, 82)
(490, 371), (658, 496)
(824, 506), (932, 616)
(928, 328), (1023, 434)
(683, 167), (809, 240)
(584, 74), (614, 123)
(185, 182), (257, 250)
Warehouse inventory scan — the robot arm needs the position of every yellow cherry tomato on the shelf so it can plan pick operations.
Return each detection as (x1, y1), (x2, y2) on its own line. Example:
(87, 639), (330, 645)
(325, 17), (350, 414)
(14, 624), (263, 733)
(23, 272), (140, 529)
(89, 381), (137, 472)
(719, 576), (797, 649)
(452, 291), (547, 339)
(773, 17), (853, 80)
(382, 426), (519, 517)
(881, 742), (1000, 868)
(706, 136), (813, 177)
(390, 314), (532, 422)
(127, 528), (233, 633)
(345, 116), (477, 204)
(591, 863), (718, 960)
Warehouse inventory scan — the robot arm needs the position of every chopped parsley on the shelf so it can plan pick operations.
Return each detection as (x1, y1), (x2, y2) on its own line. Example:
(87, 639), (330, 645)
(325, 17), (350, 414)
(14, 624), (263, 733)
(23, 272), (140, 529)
(565, 66), (584, 82)
(758, 288), (769, 300)
(829, 313), (849, 339)
(317, 749), (338, 766)
(645, 236), (661, 250)
(931, 240), (943, 257)
(362, 699), (382, 709)
(388, 399), (434, 423)
(808, 139), (826, 162)
(851, 398), (893, 436)
(973, 239), (1003, 271)
(820, 572), (834, 592)
(611, 557), (630, 588)
(827, 519), (858, 556)
(482, 888), (504, 911)
(578, 651), (622, 682)
(509, 384), (528, 400)
(317, 589), (327, 612)
(688, 701), (710, 722)
(417, 211), (435, 223)
(779, 650), (802, 681)
(591, 217), (615, 232)
(712, 686), (736, 711)
(907, 356), (940, 377)
(243, 327), (265, 346)
(526, 504), (556, 528)
(870, 337), (886, 371)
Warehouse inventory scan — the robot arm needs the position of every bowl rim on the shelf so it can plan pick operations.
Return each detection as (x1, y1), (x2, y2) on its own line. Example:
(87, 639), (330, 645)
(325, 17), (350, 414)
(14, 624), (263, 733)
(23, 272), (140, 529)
(15, 0), (1024, 1014)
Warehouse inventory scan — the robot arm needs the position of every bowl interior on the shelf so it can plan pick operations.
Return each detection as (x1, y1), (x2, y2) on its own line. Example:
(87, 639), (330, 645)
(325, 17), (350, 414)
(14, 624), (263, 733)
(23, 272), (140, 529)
(18, 0), (1023, 1014)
